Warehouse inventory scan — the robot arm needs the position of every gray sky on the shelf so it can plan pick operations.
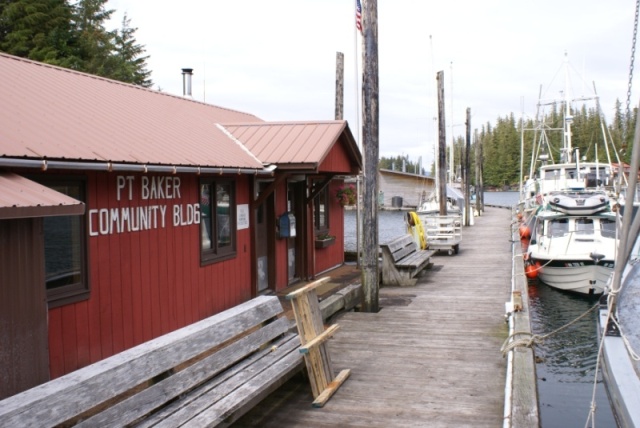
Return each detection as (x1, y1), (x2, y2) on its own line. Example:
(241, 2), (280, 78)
(107, 0), (638, 168)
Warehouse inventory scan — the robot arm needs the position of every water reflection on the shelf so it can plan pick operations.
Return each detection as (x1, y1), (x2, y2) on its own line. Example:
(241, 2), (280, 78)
(529, 282), (617, 427)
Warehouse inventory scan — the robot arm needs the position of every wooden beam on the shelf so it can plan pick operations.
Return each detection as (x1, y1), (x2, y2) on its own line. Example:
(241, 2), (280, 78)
(312, 369), (351, 408)
(254, 174), (288, 206)
(298, 324), (340, 354)
(285, 277), (331, 300)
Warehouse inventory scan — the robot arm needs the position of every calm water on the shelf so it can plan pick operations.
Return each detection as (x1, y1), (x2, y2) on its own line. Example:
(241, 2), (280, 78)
(344, 191), (618, 427)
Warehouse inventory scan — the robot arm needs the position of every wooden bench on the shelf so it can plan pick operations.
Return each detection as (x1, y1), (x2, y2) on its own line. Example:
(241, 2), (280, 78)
(0, 295), (303, 428)
(380, 235), (435, 286)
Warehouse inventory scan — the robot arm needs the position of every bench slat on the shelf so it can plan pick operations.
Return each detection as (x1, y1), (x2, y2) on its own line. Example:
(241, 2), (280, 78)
(186, 339), (302, 428)
(0, 295), (284, 428)
(77, 317), (293, 428)
(144, 333), (302, 428)
(395, 250), (434, 268)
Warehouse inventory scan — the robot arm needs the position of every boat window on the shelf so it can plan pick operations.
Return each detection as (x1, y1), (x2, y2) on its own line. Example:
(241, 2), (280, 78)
(549, 219), (569, 237)
(574, 218), (594, 235)
(600, 218), (616, 238)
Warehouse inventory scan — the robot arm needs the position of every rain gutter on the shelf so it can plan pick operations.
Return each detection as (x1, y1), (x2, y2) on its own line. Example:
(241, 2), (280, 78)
(0, 158), (277, 175)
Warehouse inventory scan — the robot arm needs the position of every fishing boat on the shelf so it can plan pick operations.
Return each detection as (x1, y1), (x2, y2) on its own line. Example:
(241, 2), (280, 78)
(519, 53), (620, 216)
(525, 195), (616, 295)
(518, 53), (622, 295)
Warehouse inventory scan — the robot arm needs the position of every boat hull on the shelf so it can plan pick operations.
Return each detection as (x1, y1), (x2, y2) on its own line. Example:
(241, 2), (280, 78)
(532, 260), (611, 294)
(598, 303), (640, 428)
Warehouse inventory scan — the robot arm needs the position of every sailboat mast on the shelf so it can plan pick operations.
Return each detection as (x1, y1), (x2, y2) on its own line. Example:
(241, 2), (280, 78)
(564, 53), (573, 163)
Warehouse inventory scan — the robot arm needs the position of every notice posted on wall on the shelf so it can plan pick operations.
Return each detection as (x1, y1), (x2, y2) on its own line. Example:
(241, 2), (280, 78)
(237, 204), (249, 230)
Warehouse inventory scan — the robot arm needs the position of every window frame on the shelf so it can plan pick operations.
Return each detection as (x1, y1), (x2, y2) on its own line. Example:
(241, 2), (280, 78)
(33, 175), (90, 308)
(199, 177), (237, 265)
(313, 183), (330, 235)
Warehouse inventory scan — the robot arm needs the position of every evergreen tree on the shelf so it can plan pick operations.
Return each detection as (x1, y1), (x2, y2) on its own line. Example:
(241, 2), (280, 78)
(0, 0), (76, 65)
(0, 0), (152, 87)
(112, 13), (151, 87)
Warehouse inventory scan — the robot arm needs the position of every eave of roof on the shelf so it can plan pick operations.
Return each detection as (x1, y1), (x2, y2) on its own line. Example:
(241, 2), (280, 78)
(0, 173), (85, 219)
(221, 120), (362, 171)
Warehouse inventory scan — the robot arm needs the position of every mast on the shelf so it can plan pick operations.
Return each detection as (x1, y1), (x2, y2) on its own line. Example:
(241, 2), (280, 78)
(563, 52), (573, 163)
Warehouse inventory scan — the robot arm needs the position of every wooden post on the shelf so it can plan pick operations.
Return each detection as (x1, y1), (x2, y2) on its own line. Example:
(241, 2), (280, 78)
(361, 0), (379, 313)
(464, 108), (471, 226)
(478, 132), (485, 212)
(335, 52), (344, 120)
(475, 129), (482, 216)
(437, 71), (447, 216)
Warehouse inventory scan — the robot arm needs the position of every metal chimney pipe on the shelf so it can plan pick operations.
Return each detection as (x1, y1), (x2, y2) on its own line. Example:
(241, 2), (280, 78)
(182, 68), (193, 97)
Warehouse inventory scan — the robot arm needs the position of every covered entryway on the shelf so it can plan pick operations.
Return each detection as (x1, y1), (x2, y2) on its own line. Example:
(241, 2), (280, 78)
(0, 173), (85, 398)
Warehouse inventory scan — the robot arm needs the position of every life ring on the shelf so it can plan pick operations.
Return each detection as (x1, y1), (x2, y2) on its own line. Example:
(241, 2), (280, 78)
(406, 211), (427, 250)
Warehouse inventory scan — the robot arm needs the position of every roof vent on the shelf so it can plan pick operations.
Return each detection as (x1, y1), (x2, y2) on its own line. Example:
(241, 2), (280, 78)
(182, 68), (193, 97)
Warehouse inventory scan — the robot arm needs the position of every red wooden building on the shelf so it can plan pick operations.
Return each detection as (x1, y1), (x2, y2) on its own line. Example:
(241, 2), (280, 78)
(0, 53), (361, 399)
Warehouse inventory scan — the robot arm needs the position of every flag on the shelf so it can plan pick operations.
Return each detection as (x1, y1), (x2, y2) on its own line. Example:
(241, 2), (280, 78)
(356, 0), (363, 34)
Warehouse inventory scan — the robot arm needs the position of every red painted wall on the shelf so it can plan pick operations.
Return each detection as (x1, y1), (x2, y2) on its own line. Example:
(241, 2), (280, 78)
(47, 172), (253, 378)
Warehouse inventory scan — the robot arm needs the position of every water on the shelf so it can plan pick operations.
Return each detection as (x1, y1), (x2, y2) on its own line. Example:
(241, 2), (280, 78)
(530, 284), (616, 427)
(344, 190), (618, 427)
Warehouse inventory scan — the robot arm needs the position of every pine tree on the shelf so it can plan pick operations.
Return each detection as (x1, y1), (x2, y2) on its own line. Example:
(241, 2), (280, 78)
(112, 13), (151, 87)
(0, 0), (76, 65)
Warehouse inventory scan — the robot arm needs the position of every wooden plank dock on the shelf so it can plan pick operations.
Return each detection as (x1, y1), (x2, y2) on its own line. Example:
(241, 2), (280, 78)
(233, 207), (515, 427)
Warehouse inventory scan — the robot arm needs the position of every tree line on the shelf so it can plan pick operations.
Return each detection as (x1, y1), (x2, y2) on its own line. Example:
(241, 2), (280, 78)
(382, 101), (637, 189)
(0, 0), (151, 87)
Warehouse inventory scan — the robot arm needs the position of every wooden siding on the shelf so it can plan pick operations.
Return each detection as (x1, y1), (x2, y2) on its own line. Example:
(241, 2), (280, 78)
(318, 137), (357, 174)
(379, 171), (434, 208)
(47, 172), (253, 378)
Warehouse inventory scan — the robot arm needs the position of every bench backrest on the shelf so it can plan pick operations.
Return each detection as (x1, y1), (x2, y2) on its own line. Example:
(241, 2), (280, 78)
(380, 235), (418, 263)
(0, 295), (288, 427)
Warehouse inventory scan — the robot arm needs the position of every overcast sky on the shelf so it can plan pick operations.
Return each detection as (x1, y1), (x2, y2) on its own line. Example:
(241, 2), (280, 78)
(107, 0), (638, 168)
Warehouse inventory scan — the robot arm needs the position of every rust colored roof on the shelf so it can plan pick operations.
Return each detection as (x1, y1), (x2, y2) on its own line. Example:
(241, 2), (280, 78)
(0, 173), (85, 219)
(0, 53), (264, 169)
(221, 121), (361, 171)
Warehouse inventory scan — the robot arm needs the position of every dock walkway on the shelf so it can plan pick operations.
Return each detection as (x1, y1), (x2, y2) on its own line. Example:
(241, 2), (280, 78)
(234, 207), (514, 427)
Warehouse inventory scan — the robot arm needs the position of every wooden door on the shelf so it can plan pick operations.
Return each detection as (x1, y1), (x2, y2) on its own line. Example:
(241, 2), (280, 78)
(255, 183), (275, 293)
(0, 219), (49, 399)
(287, 181), (305, 283)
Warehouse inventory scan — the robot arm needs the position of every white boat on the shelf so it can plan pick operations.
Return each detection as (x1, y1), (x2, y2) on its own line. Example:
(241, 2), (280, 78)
(526, 202), (616, 295)
(518, 53), (619, 215)
(518, 53), (622, 295)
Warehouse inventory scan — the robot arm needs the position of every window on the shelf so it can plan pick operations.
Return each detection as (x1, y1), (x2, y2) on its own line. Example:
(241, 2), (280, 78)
(549, 218), (569, 237)
(574, 218), (594, 235)
(600, 218), (616, 238)
(314, 185), (329, 234)
(200, 179), (236, 264)
(41, 178), (89, 307)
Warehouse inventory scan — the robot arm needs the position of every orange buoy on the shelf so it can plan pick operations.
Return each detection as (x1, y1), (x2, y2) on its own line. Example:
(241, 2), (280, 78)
(519, 225), (531, 240)
(525, 263), (538, 279)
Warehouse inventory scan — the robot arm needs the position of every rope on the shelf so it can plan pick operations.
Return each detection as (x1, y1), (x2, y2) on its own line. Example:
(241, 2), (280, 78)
(500, 303), (599, 357)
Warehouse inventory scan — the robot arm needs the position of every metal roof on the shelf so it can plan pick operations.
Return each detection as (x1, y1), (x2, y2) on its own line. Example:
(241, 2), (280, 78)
(221, 121), (360, 170)
(0, 53), (264, 170)
(0, 173), (85, 219)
